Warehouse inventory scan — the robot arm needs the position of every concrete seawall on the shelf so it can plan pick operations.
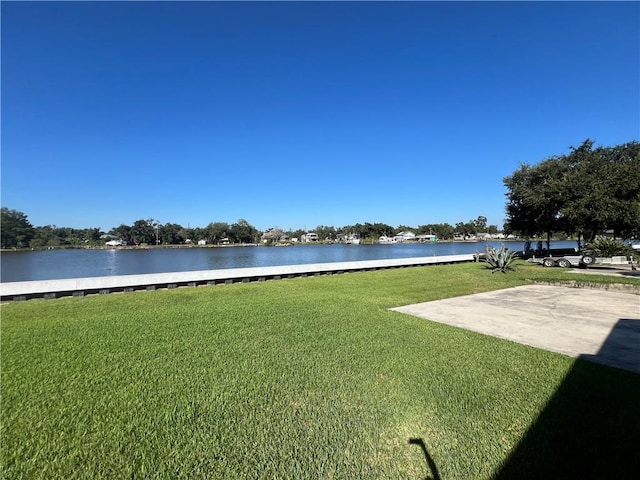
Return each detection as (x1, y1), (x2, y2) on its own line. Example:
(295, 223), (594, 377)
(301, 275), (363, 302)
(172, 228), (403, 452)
(1, 254), (475, 301)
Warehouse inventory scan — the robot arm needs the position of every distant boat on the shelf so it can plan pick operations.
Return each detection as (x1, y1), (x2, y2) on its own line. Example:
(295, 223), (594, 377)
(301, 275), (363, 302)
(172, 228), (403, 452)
(378, 235), (396, 244)
(105, 239), (125, 247)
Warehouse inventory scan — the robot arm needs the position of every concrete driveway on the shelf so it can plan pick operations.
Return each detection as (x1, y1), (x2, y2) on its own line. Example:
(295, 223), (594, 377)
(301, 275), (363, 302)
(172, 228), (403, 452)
(392, 285), (640, 373)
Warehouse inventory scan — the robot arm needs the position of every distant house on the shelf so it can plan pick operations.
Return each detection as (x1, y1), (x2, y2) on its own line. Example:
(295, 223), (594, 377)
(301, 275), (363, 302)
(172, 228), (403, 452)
(416, 234), (437, 242)
(301, 232), (319, 243)
(454, 233), (483, 241)
(261, 228), (287, 243)
(394, 231), (416, 243)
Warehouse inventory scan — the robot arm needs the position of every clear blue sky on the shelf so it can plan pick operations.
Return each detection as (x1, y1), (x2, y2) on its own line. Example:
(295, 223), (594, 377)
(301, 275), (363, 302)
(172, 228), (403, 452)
(2, 1), (638, 232)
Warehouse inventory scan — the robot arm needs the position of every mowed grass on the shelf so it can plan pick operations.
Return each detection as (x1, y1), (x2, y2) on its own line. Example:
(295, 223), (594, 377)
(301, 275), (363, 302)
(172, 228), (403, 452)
(2, 263), (639, 479)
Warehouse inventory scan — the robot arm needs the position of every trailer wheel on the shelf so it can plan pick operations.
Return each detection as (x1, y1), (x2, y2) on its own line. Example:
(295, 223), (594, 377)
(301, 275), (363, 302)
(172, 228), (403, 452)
(581, 255), (596, 266)
(557, 258), (571, 268)
(542, 258), (556, 267)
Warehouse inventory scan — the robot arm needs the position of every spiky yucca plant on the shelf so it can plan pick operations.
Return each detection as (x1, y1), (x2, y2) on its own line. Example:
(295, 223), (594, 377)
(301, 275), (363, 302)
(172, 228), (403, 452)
(485, 246), (517, 274)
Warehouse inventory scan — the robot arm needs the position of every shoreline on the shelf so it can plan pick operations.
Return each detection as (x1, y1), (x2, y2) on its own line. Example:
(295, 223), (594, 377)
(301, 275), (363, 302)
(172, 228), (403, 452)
(1, 238), (545, 253)
(1, 253), (477, 301)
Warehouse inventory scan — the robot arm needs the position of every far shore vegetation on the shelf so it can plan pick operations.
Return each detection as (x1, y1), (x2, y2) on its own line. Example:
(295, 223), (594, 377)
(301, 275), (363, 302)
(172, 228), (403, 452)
(2, 262), (639, 479)
(2, 209), (505, 250)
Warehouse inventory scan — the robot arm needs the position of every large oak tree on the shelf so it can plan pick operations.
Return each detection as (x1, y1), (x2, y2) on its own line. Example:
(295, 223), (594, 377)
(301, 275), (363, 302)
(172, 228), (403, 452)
(504, 139), (640, 245)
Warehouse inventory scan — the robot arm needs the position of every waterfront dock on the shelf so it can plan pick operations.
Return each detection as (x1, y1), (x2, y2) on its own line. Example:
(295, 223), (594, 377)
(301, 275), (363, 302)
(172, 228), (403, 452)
(1, 254), (475, 301)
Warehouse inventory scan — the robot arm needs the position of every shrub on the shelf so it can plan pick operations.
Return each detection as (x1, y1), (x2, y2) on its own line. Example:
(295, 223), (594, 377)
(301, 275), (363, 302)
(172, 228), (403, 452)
(584, 237), (632, 257)
(485, 246), (517, 274)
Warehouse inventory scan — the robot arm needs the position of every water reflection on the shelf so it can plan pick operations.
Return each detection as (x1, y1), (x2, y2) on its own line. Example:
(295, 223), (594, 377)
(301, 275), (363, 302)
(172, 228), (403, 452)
(106, 248), (121, 271)
(1, 241), (577, 283)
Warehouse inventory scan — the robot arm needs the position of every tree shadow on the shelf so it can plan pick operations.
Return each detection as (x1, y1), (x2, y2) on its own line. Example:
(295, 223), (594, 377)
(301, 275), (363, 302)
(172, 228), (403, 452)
(492, 318), (640, 479)
(409, 437), (442, 480)
(620, 270), (640, 277)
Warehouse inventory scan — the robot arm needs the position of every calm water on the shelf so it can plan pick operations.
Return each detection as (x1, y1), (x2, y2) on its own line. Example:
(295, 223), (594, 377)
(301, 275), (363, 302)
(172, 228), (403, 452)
(1, 241), (577, 282)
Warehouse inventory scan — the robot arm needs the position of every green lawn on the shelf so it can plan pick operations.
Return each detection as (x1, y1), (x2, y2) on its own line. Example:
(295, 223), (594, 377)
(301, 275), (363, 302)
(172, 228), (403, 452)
(2, 263), (639, 479)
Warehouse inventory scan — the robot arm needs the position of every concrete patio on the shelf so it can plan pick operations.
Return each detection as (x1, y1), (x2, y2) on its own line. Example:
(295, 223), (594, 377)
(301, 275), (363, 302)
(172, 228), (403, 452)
(392, 284), (640, 373)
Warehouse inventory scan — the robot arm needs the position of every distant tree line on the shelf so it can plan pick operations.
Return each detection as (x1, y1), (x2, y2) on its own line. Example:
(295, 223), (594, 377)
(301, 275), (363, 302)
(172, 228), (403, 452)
(108, 218), (261, 246)
(287, 217), (500, 244)
(0, 210), (106, 249)
(0, 208), (500, 249)
(503, 139), (640, 248)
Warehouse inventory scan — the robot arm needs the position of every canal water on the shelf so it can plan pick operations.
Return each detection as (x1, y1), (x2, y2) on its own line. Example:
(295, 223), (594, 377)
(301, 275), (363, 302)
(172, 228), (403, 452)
(1, 241), (577, 282)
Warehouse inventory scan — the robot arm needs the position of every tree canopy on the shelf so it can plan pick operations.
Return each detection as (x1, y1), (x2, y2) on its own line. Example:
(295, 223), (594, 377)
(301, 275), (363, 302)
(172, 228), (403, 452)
(504, 139), (640, 245)
(1, 210), (503, 248)
(1, 208), (35, 248)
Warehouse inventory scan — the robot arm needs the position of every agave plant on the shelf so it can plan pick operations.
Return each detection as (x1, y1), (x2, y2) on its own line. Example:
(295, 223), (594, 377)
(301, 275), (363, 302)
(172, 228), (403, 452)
(485, 245), (517, 274)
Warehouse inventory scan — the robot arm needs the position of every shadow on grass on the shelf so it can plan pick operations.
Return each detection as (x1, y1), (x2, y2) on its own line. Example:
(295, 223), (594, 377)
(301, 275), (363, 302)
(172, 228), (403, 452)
(409, 438), (441, 480)
(492, 318), (640, 480)
(620, 270), (640, 277)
